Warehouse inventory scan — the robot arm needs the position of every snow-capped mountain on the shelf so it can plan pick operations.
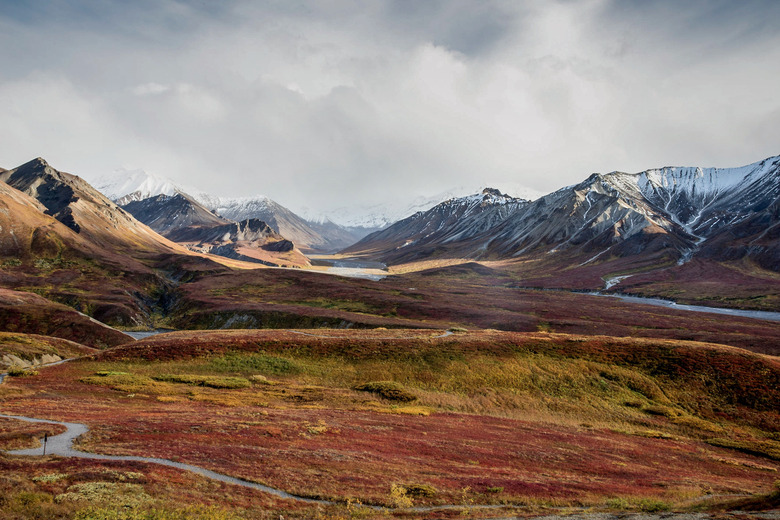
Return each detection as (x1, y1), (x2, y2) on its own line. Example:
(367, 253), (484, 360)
(196, 196), (369, 253)
(347, 155), (780, 270)
(342, 188), (529, 262)
(311, 186), (490, 229)
(91, 169), (371, 253)
(121, 193), (230, 236)
(92, 168), (184, 206)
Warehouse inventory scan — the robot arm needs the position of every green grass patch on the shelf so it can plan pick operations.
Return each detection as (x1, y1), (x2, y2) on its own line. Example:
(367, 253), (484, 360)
(7, 366), (37, 377)
(207, 352), (301, 376)
(152, 374), (250, 389)
(705, 438), (780, 461)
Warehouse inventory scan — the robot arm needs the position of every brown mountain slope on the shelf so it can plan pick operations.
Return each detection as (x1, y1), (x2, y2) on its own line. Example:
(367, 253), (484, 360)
(0, 288), (130, 348)
(168, 218), (310, 267)
(122, 194), (310, 267)
(0, 158), (188, 255)
(0, 160), (244, 327)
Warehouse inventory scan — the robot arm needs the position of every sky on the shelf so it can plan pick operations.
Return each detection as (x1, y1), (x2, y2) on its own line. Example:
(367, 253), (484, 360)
(1, 0), (779, 220)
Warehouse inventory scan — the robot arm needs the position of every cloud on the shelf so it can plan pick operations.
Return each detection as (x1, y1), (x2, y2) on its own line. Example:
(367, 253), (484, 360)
(132, 83), (171, 96)
(0, 0), (778, 219)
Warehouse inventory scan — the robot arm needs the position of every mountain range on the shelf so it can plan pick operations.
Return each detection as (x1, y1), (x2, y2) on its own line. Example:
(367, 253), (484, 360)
(1, 153), (778, 324)
(345, 156), (780, 287)
(95, 169), (380, 253)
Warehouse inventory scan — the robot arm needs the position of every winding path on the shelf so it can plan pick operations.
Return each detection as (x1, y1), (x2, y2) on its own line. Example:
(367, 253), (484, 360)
(0, 412), (516, 513)
(1, 336), (772, 518)
(0, 413), (330, 505)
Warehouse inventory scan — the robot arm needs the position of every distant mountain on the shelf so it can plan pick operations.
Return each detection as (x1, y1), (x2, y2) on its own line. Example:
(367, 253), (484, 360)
(347, 156), (780, 273)
(199, 196), (368, 253)
(92, 167), (184, 206)
(342, 188), (528, 263)
(122, 192), (229, 235)
(92, 168), (371, 252)
(121, 193), (310, 267)
(311, 187), (486, 230)
(167, 218), (309, 267)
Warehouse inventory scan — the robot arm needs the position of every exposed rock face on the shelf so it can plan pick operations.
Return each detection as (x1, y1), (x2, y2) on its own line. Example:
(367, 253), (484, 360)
(122, 193), (229, 235)
(121, 193), (308, 267)
(166, 218), (309, 267)
(167, 218), (276, 244)
(0, 158), (181, 254)
(346, 155), (780, 270)
(342, 188), (529, 263)
(202, 196), (369, 253)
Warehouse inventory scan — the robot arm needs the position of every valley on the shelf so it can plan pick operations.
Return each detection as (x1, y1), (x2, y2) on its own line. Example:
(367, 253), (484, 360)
(0, 155), (779, 519)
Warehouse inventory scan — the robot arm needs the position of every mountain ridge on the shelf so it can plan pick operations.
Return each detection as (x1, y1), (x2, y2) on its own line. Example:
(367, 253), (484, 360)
(345, 155), (780, 274)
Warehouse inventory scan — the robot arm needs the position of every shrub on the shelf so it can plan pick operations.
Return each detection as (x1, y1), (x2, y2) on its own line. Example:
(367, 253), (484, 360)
(32, 473), (68, 483)
(606, 497), (630, 509)
(7, 366), (36, 377)
(485, 486), (504, 494)
(404, 483), (437, 498)
(80, 373), (156, 393)
(353, 381), (417, 402)
(705, 438), (780, 460)
(152, 374), (250, 389)
(56, 482), (152, 507)
(75, 505), (242, 520)
(638, 498), (670, 512)
(388, 484), (413, 508)
(672, 415), (722, 433)
(16, 491), (52, 506)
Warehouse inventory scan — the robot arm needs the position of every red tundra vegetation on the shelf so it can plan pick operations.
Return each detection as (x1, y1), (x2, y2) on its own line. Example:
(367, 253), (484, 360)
(1, 329), (778, 519)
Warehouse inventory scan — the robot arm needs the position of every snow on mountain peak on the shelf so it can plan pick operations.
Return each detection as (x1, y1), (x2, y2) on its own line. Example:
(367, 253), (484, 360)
(92, 167), (183, 204)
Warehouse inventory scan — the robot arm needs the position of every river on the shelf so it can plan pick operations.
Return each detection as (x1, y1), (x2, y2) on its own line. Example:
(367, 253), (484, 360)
(592, 292), (780, 322)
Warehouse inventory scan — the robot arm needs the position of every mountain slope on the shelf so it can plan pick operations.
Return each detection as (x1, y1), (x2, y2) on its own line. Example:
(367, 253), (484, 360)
(202, 196), (362, 253)
(167, 218), (310, 267)
(0, 159), (241, 327)
(92, 168), (370, 252)
(121, 193), (230, 236)
(0, 158), (186, 255)
(121, 193), (310, 267)
(342, 188), (529, 263)
(348, 156), (780, 272)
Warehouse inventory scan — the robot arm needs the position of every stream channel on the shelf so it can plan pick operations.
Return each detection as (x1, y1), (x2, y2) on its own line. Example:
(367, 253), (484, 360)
(590, 292), (780, 322)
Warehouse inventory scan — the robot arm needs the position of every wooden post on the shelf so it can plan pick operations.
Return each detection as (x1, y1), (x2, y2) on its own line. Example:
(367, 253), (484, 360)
(43, 433), (48, 455)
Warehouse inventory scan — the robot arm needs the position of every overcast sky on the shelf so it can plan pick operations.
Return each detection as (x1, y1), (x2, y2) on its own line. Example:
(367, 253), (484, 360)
(1, 0), (778, 218)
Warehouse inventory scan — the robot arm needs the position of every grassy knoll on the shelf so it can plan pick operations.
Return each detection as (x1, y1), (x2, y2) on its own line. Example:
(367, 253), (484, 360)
(0, 332), (98, 370)
(0, 329), (778, 519)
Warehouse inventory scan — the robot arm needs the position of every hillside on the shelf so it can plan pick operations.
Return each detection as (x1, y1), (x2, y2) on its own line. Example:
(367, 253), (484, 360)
(203, 195), (365, 253)
(0, 159), (239, 327)
(345, 155), (780, 307)
(122, 194), (310, 267)
(0, 329), (777, 517)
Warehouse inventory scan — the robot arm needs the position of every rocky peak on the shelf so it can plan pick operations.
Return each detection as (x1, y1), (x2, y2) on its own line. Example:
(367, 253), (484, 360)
(481, 188), (506, 198)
